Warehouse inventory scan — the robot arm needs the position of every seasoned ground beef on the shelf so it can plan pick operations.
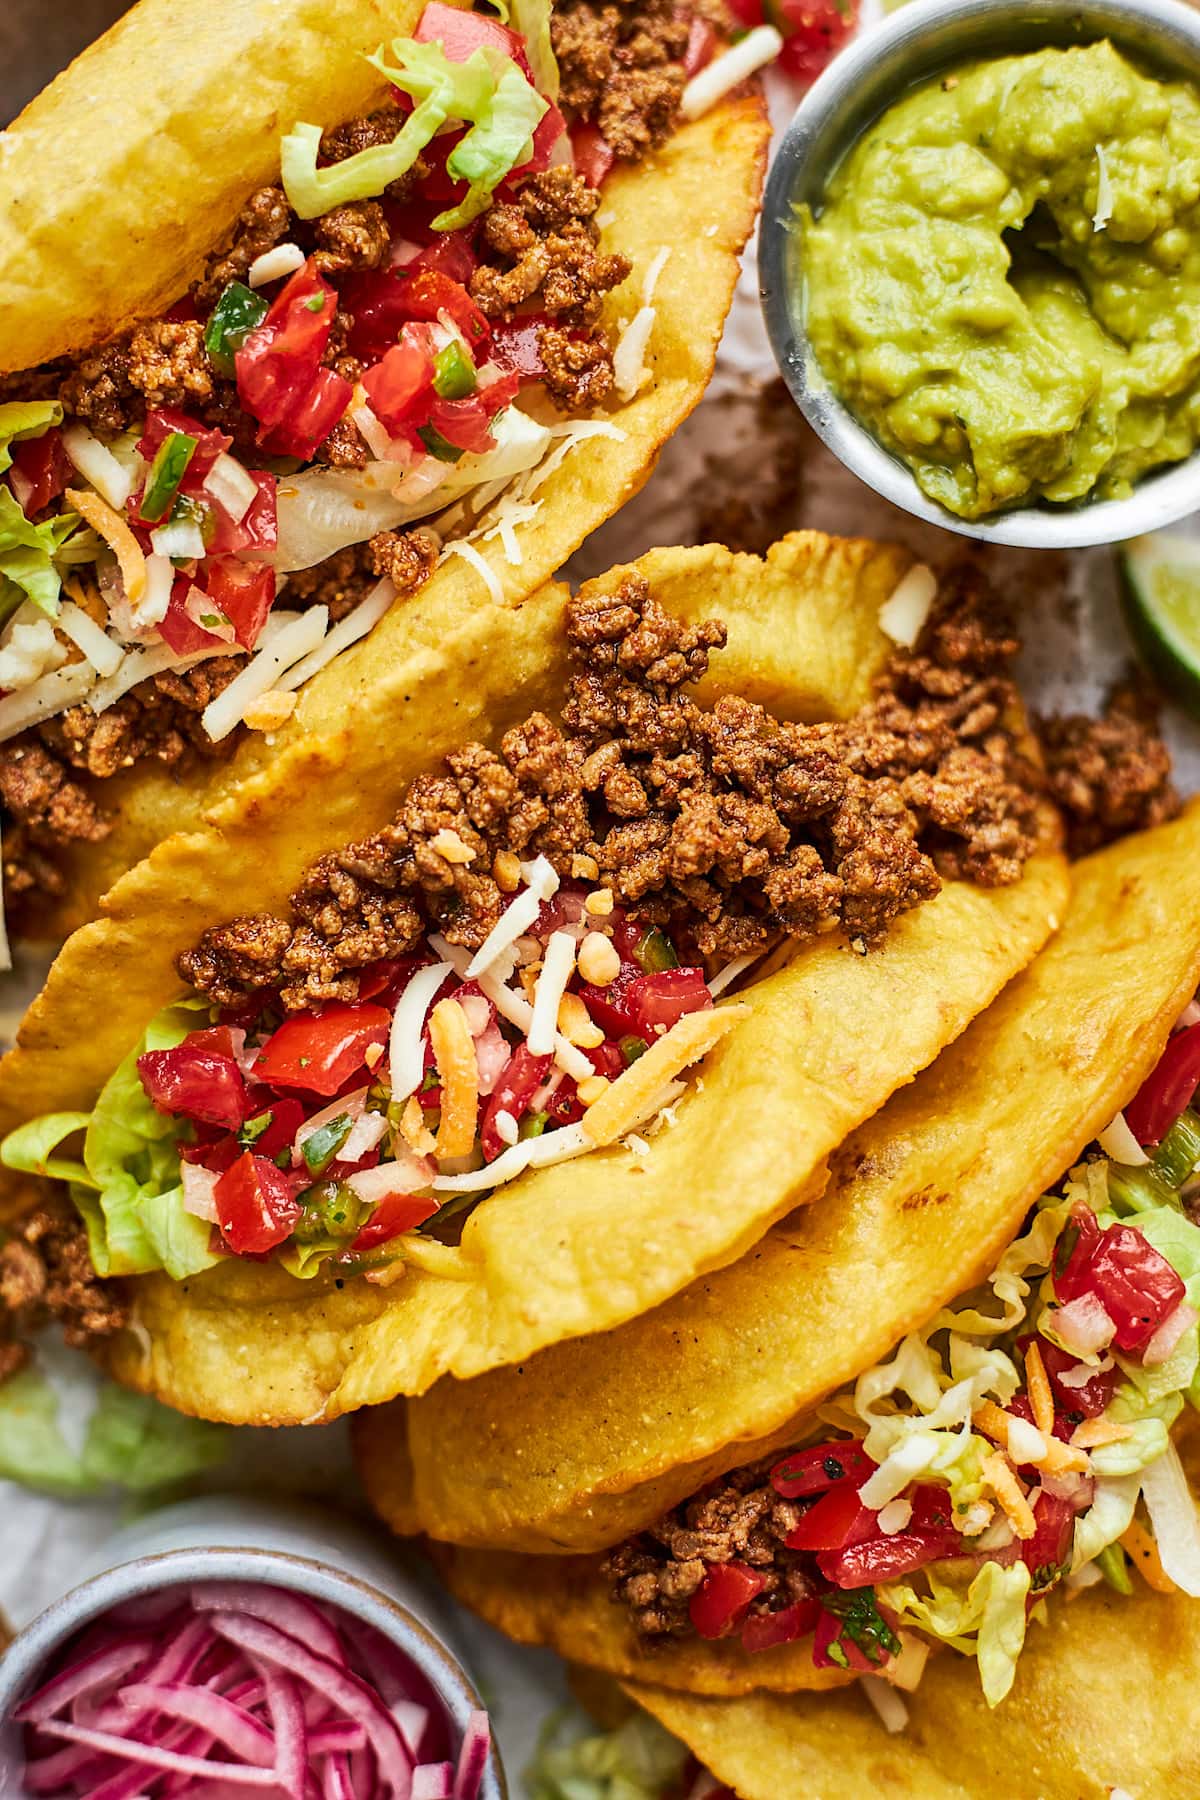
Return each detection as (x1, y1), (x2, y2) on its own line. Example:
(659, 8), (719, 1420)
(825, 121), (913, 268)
(0, 1196), (129, 1358)
(1039, 682), (1180, 858)
(178, 568), (1042, 1012)
(552, 0), (691, 160)
(194, 185), (293, 309)
(606, 1453), (817, 1641)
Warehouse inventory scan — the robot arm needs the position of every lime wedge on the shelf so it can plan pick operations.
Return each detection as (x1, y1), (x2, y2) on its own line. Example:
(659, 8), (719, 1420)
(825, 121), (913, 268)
(1120, 533), (1200, 716)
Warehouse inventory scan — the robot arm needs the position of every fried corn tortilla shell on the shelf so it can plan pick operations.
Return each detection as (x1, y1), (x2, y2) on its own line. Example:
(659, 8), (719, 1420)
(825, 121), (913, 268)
(5, 534), (1059, 1426)
(1, 0), (768, 937)
(353, 802), (1200, 1573)
(624, 1546), (1200, 1796)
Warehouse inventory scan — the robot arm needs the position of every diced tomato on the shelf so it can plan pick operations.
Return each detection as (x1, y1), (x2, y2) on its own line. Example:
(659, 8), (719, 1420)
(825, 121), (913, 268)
(409, 235), (478, 286)
(683, 13), (717, 75)
(263, 366), (354, 461)
(1021, 1490), (1076, 1598)
(570, 121), (615, 190)
(236, 260), (350, 457)
(8, 429), (69, 515)
(427, 390), (501, 455)
(1005, 1392), (1073, 1448)
(1075, 1224), (1186, 1353)
(244, 1095), (306, 1161)
(1029, 1335), (1119, 1420)
(481, 1045), (553, 1162)
(688, 1562), (766, 1640)
(634, 968), (713, 1037)
(202, 558), (275, 652)
(183, 1026), (244, 1059)
(342, 270), (417, 364)
(362, 332), (437, 436)
(357, 957), (429, 1005)
(771, 1440), (875, 1499)
(785, 1482), (876, 1553)
(488, 315), (550, 381)
(773, 0), (859, 86)
(214, 1151), (304, 1256)
(1050, 1204), (1103, 1305)
(520, 101), (568, 177)
(816, 1486), (960, 1588)
(1125, 1023), (1200, 1147)
(351, 1190), (440, 1253)
(253, 1002), (391, 1098)
(179, 1133), (243, 1176)
(138, 1041), (248, 1130)
(415, 1), (533, 77)
(726, 0), (763, 25)
(207, 470), (278, 558)
(739, 1595), (823, 1654)
(138, 409), (232, 486)
(157, 576), (227, 656)
(400, 269), (490, 351)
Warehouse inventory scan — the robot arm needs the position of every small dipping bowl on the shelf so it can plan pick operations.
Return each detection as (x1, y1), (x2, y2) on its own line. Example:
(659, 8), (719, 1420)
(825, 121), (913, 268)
(0, 1496), (507, 1799)
(760, 0), (1200, 548)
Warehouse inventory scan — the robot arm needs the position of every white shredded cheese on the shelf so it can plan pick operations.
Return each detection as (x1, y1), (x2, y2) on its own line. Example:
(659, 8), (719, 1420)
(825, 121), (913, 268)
(248, 242), (307, 288)
(861, 1677), (908, 1735)
(707, 950), (762, 997)
(429, 925), (594, 1082)
(86, 640), (225, 715)
(0, 661), (98, 741)
(0, 617), (68, 689)
(388, 962), (454, 1103)
(879, 564), (937, 649)
(466, 856), (559, 979)
(642, 247), (671, 306)
(1006, 1416), (1048, 1466)
(201, 608), (328, 740)
(432, 1121), (592, 1192)
(1093, 144), (1113, 232)
(61, 422), (134, 511)
(680, 24), (782, 119)
(204, 454), (259, 524)
(56, 602), (123, 678)
(352, 402), (394, 462)
(1096, 1110), (1150, 1166)
(613, 307), (658, 402)
(443, 539), (504, 605)
(528, 930), (578, 1055)
(276, 578), (395, 693)
(128, 554), (175, 635)
(876, 1498), (913, 1536)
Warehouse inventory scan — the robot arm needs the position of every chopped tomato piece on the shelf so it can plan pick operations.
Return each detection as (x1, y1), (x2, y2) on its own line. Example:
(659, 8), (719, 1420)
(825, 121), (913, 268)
(683, 13), (717, 75)
(343, 270), (416, 364)
(1027, 1334), (1119, 1420)
(207, 470), (278, 558)
(214, 1151), (304, 1255)
(580, 966), (712, 1042)
(816, 1486), (960, 1587)
(739, 1596), (822, 1654)
(812, 1593), (898, 1672)
(1022, 1490), (1076, 1597)
(774, 0), (859, 86)
(138, 1042), (248, 1131)
(362, 332), (437, 436)
(157, 576), (227, 656)
(1078, 1225), (1185, 1353)
(202, 558), (275, 651)
(688, 1562), (767, 1640)
(426, 389), (501, 455)
(409, 235), (478, 286)
(570, 121), (615, 190)
(415, 1), (533, 76)
(400, 269), (490, 350)
(357, 957), (429, 1004)
(262, 366), (353, 461)
(253, 1002), (391, 1097)
(481, 1044), (553, 1162)
(1124, 1023), (1200, 1146)
(236, 260), (349, 456)
(241, 1094), (306, 1161)
(785, 1481), (876, 1553)
(351, 1191), (440, 1253)
(726, 0), (763, 24)
(771, 1440), (875, 1499)
(8, 429), (69, 515)
(1050, 1204), (1103, 1304)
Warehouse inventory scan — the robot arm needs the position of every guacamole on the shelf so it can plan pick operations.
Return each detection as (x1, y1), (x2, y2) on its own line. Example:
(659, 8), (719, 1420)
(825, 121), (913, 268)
(802, 41), (1200, 519)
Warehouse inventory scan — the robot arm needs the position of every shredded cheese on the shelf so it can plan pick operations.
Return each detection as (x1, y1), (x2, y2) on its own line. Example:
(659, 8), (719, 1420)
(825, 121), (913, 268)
(61, 423), (135, 510)
(879, 564), (937, 649)
(443, 538), (504, 605)
(55, 601), (122, 678)
(277, 578), (395, 693)
(400, 1095), (438, 1156)
(582, 1005), (747, 1146)
(87, 640), (225, 715)
(428, 998), (480, 1159)
(861, 1678), (908, 1736)
(679, 24), (782, 119)
(466, 856), (558, 978)
(389, 961), (453, 1102)
(973, 1400), (1089, 1476)
(707, 950), (762, 997)
(1071, 1416), (1132, 1449)
(0, 662), (97, 743)
(202, 607), (328, 741)
(432, 1120), (592, 1192)
(66, 487), (146, 602)
(612, 306), (657, 402)
(558, 991), (605, 1047)
(981, 1453), (1036, 1541)
(1096, 1110), (1150, 1166)
(430, 927), (594, 1082)
(1023, 1340), (1055, 1439)
(1120, 1517), (1176, 1593)
(529, 929), (578, 1055)
(242, 688), (298, 731)
(642, 247), (671, 306)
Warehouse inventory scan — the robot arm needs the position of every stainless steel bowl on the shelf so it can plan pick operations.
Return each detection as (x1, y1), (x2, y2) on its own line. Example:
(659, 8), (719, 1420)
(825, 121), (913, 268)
(760, 0), (1200, 548)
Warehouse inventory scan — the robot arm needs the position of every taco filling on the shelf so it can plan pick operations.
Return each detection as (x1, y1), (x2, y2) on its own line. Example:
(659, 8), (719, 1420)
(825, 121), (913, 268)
(0, 0), (739, 924)
(606, 1008), (1200, 1706)
(2, 565), (1043, 1309)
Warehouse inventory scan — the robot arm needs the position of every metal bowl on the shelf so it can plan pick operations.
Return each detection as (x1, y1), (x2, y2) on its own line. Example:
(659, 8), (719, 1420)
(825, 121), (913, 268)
(760, 0), (1200, 548)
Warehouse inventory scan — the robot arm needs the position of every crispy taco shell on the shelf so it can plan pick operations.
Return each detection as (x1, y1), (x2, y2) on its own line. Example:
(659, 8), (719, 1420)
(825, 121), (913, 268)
(357, 804), (1200, 1563)
(3, 534), (1062, 1425)
(1, 0), (768, 935)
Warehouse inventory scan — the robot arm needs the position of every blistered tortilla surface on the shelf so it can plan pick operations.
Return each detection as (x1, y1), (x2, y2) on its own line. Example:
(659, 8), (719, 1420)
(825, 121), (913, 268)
(361, 802), (1200, 1556)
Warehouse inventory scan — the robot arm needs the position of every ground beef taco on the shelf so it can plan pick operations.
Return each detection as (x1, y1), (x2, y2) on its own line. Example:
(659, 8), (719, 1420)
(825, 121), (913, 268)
(0, 0), (768, 941)
(0, 532), (1063, 1423)
(354, 803), (1200, 1705)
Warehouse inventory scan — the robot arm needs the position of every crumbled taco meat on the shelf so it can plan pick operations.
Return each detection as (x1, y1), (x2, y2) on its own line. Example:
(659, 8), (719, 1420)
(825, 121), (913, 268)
(0, 1195), (129, 1359)
(178, 569), (1042, 1012)
(552, 0), (694, 159)
(1039, 681), (1180, 859)
(606, 1453), (816, 1641)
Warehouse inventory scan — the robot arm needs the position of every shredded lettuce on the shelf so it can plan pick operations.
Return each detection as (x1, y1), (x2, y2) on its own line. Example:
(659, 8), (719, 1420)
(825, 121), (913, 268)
(510, 0), (560, 99)
(526, 1709), (687, 1800)
(0, 487), (81, 622)
(880, 1562), (1031, 1707)
(0, 401), (62, 477)
(1, 1000), (219, 1280)
(0, 1361), (226, 1499)
(282, 39), (546, 226)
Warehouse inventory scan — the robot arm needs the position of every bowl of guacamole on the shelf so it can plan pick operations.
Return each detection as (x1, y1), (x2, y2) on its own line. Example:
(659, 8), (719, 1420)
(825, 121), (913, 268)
(761, 0), (1200, 546)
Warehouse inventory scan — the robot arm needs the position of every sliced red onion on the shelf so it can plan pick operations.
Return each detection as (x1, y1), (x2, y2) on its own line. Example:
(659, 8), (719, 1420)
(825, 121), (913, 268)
(452, 1712), (490, 1800)
(190, 1585), (344, 1666)
(392, 1702), (431, 1759)
(259, 1664), (307, 1799)
(309, 1722), (369, 1755)
(23, 1742), (111, 1794)
(116, 1683), (275, 1765)
(1144, 1301), (1199, 1367)
(322, 1751), (357, 1800)
(33, 1721), (281, 1784)
(1054, 1293), (1116, 1356)
(414, 1761), (454, 1799)
(16, 1639), (154, 1723)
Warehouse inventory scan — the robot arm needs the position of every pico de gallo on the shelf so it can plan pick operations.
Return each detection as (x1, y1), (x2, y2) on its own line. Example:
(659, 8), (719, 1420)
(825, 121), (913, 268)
(4, 857), (744, 1284)
(612, 999), (1200, 1709)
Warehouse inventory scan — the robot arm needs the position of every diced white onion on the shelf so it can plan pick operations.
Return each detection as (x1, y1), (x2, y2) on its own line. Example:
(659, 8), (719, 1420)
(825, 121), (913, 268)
(0, 617), (68, 689)
(443, 539), (504, 605)
(201, 607), (329, 741)
(277, 578), (396, 693)
(342, 1111), (389, 1164)
(1141, 1441), (1200, 1596)
(151, 516), (207, 561)
(0, 662), (97, 743)
(528, 930), (577, 1056)
(1096, 1110), (1149, 1166)
(135, 554), (175, 631)
(1007, 1416), (1048, 1465)
(465, 856), (559, 979)
(1144, 1301), (1199, 1368)
(876, 1498), (912, 1536)
(879, 564), (937, 649)
(203, 454), (260, 524)
(679, 24), (782, 119)
(293, 1088), (369, 1163)
(1055, 1293), (1117, 1356)
(1057, 1353), (1115, 1389)
(612, 306), (656, 402)
(432, 1121), (592, 1192)
(352, 403), (394, 462)
(861, 1677), (908, 1736)
(493, 1109), (519, 1148)
(388, 962), (454, 1103)
(181, 1162), (219, 1223)
(248, 242), (306, 288)
(346, 1154), (434, 1205)
(61, 422), (134, 510)
(55, 602), (123, 678)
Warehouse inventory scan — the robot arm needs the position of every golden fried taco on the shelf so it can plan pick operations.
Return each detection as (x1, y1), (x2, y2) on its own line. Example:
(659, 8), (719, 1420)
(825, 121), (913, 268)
(355, 803), (1200, 1705)
(0, 0), (768, 940)
(0, 533), (1063, 1424)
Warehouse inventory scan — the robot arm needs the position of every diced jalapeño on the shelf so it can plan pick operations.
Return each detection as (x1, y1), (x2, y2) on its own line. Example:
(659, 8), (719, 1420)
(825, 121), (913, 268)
(433, 340), (478, 400)
(140, 432), (197, 524)
(301, 1112), (354, 1176)
(418, 423), (467, 464)
(635, 927), (679, 974)
(204, 280), (270, 377)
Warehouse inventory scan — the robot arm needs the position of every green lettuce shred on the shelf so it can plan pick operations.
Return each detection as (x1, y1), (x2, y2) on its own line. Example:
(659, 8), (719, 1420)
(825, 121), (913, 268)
(526, 1708), (688, 1800)
(511, 0), (560, 100)
(0, 401), (62, 477)
(880, 1562), (1031, 1707)
(0, 488), (82, 622)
